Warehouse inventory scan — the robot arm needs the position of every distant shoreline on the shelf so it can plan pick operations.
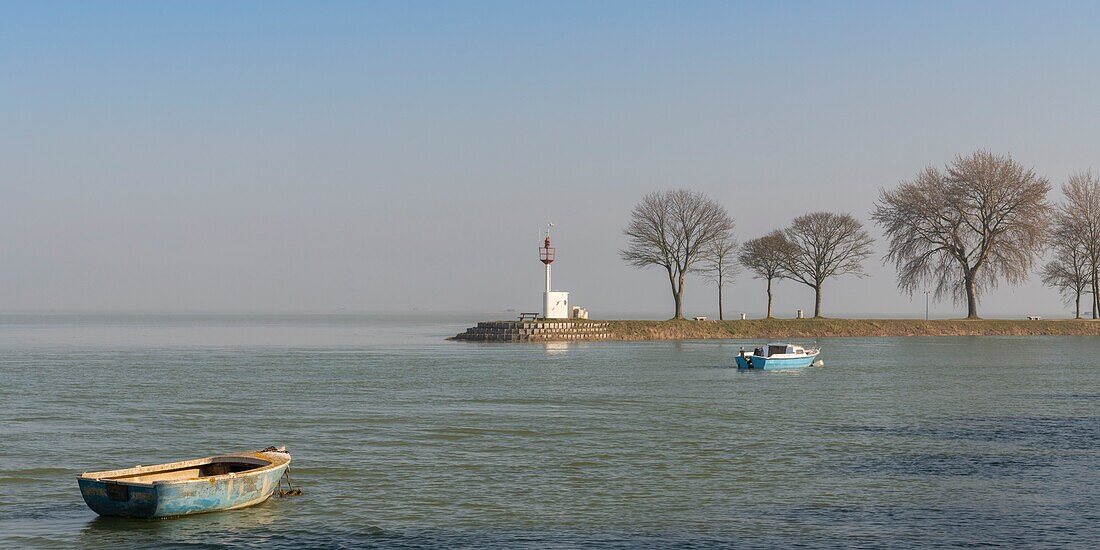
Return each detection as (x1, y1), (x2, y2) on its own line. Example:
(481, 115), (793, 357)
(451, 318), (1100, 341)
(454, 317), (1100, 341)
(599, 318), (1100, 339)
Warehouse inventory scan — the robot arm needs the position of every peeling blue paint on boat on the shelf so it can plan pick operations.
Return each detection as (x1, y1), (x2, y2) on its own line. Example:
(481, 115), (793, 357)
(77, 449), (291, 519)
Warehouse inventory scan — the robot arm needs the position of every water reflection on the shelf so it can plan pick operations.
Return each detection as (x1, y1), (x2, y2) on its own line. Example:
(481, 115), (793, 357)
(79, 500), (284, 545)
(540, 342), (570, 355)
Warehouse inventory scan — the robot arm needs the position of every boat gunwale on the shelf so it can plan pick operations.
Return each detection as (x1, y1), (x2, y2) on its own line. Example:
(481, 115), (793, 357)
(76, 450), (290, 488)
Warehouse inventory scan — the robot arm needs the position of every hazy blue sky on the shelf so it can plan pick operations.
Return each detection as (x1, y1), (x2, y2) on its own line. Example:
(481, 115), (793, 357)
(4, 1), (1100, 317)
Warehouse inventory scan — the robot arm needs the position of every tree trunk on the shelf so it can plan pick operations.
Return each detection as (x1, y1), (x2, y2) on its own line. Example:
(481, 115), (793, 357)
(666, 267), (681, 320)
(674, 271), (687, 319)
(766, 277), (773, 319)
(717, 279), (724, 321)
(813, 284), (823, 318)
(964, 273), (979, 319)
(1093, 268), (1099, 319)
(1074, 289), (1081, 319)
(671, 288), (683, 320)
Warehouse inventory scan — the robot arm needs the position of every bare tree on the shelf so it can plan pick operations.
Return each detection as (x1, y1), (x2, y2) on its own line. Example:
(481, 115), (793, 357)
(1041, 211), (1091, 318)
(780, 212), (874, 318)
(621, 190), (734, 319)
(873, 151), (1051, 319)
(1057, 172), (1100, 318)
(699, 232), (740, 320)
(738, 230), (792, 318)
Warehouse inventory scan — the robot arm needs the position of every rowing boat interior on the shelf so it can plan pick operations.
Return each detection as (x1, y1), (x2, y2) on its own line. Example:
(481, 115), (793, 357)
(93, 457), (270, 484)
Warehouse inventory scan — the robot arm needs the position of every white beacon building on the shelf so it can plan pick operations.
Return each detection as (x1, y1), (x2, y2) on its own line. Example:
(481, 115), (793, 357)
(539, 227), (570, 319)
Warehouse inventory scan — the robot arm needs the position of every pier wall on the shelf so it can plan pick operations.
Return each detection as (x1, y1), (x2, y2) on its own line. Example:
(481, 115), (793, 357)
(453, 321), (611, 342)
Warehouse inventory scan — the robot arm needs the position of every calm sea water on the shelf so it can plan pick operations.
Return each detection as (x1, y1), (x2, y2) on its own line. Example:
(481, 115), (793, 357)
(1, 314), (1097, 548)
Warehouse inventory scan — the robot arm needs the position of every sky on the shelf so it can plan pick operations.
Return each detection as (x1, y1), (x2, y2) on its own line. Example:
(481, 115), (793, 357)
(4, 1), (1100, 318)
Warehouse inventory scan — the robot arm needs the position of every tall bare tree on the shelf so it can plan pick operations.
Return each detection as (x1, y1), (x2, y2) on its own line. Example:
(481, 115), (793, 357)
(1057, 172), (1100, 318)
(700, 232), (740, 320)
(873, 151), (1051, 319)
(1041, 211), (1091, 318)
(738, 230), (792, 318)
(780, 212), (874, 318)
(621, 189), (734, 319)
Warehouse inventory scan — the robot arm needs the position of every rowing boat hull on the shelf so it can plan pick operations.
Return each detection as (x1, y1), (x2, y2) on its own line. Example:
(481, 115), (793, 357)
(77, 450), (290, 518)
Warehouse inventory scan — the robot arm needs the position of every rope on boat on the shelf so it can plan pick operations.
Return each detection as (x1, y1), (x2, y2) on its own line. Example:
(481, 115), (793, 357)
(260, 446), (302, 497)
(276, 467), (302, 497)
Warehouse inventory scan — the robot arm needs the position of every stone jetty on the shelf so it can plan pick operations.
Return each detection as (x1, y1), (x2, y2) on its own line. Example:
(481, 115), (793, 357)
(453, 320), (612, 342)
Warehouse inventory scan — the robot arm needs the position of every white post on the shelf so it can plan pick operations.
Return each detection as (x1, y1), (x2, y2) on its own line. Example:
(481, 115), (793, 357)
(543, 263), (551, 319)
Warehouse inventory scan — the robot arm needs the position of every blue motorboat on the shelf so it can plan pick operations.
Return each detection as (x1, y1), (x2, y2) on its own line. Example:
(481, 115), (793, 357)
(735, 343), (820, 370)
(77, 446), (292, 518)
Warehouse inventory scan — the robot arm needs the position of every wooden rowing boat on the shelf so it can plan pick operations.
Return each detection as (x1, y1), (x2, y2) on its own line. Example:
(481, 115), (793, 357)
(77, 446), (292, 518)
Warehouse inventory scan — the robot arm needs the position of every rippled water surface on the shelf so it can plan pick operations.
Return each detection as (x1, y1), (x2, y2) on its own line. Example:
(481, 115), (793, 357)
(1, 314), (1098, 548)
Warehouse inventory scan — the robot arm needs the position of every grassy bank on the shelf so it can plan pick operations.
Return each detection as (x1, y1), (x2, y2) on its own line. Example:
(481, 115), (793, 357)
(600, 318), (1100, 339)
